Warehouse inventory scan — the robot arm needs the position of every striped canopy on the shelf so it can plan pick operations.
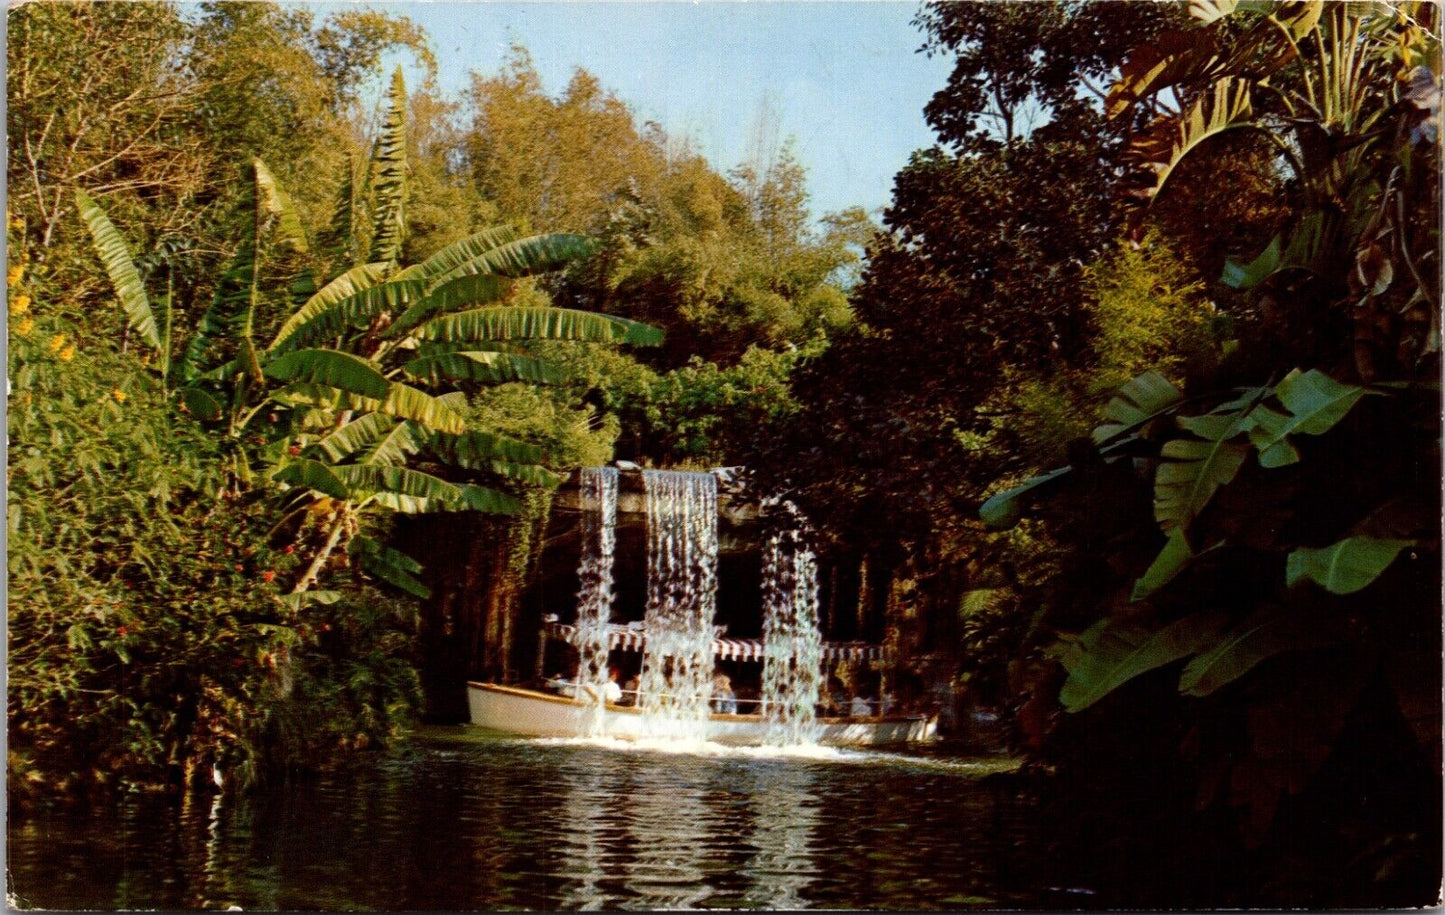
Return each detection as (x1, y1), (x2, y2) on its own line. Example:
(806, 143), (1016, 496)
(542, 620), (886, 663)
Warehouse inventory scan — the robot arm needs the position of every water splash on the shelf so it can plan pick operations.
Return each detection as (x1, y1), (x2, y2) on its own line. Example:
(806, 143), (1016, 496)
(637, 470), (719, 741)
(572, 467), (619, 736)
(760, 513), (824, 747)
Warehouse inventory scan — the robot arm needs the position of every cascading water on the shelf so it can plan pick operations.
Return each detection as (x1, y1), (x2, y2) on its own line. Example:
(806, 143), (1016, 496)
(636, 470), (719, 741)
(571, 466), (619, 735)
(760, 518), (824, 746)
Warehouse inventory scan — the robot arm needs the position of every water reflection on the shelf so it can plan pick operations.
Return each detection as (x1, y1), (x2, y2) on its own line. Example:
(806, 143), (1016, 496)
(621, 763), (715, 908)
(556, 757), (611, 909)
(742, 762), (820, 908)
(8, 730), (1039, 911)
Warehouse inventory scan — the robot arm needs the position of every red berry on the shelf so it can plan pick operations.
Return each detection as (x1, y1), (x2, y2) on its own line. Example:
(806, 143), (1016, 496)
(117, 626), (128, 637)
(234, 563), (244, 572)
(287, 445), (301, 457)
(282, 545), (295, 555)
(262, 570), (276, 583)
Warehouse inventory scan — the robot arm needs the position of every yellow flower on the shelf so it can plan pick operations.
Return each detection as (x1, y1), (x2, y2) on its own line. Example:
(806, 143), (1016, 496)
(8, 265), (23, 287)
(59, 344), (76, 362)
(14, 316), (34, 336)
(10, 294), (30, 315)
(7, 212), (21, 231)
(112, 388), (127, 403)
(47, 333), (66, 353)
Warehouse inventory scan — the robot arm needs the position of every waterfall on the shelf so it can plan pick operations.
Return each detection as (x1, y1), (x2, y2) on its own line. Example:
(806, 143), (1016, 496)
(760, 521), (823, 746)
(636, 470), (719, 741)
(572, 466), (618, 735)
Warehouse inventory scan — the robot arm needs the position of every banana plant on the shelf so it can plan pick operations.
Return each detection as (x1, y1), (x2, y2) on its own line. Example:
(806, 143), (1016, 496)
(1109, 0), (1440, 378)
(76, 66), (663, 600)
(986, 365), (1429, 704)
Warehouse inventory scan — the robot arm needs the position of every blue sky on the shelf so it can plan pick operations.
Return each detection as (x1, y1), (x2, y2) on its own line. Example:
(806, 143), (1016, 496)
(302, 2), (953, 220)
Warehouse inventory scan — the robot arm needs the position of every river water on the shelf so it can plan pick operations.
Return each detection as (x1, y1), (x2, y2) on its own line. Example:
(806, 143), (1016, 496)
(9, 728), (1052, 910)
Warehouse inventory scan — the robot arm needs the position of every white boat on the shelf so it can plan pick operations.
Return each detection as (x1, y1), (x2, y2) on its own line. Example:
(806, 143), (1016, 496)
(467, 681), (939, 747)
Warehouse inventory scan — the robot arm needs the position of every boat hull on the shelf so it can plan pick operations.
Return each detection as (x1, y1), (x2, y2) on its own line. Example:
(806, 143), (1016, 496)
(466, 682), (937, 747)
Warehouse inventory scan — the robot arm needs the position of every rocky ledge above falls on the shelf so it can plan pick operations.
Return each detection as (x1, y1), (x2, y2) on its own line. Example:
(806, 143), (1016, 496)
(547, 463), (763, 553)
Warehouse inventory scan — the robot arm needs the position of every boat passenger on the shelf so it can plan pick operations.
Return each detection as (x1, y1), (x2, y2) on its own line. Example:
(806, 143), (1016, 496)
(849, 694), (874, 717)
(712, 673), (738, 714)
(622, 674), (641, 706)
(604, 668), (623, 704)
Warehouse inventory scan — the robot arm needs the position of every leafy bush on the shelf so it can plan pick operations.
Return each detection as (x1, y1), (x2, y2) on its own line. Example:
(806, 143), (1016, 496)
(7, 295), (422, 791)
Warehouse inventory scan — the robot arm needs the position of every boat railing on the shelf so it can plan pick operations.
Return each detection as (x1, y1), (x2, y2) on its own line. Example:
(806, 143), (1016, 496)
(553, 685), (902, 718)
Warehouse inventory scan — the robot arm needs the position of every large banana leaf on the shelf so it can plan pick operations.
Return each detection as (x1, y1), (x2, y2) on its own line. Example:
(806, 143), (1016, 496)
(1106, 29), (1224, 119)
(360, 419), (426, 467)
(456, 483), (522, 513)
(1132, 529), (1225, 601)
(368, 68), (408, 265)
(270, 381), (376, 412)
(376, 382), (467, 434)
(74, 189), (161, 352)
(268, 263), (391, 352)
(263, 349), (391, 400)
(419, 306), (663, 346)
(269, 278), (422, 352)
(253, 158), (308, 254)
(272, 458), (350, 499)
(179, 188), (258, 381)
(178, 385), (225, 422)
(431, 234), (599, 283)
(1221, 213), (1328, 289)
(978, 465), (1073, 530)
(387, 273), (510, 338)
(333, 464), (520, 514)
(1093, 371), (1184, 444)
(430, 428), (544, 466)
(1179, 605), (1339, 696)
(396, 225), (520, 282)
(1155, 409), (1256, 532)
(1123, 77), (1256, 216)
(1286, 536), (1416, 594)
(333, 463), (464, 502)
(486, 460), (562, 488)
(1247, 369), (1372, 468)
(401, 351), (563, 386)
(348, 534), (429, 598)
(1055, 610), (1229, 712)
(316, 412), (397, 462)
(1187, 0), (1278, 25)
